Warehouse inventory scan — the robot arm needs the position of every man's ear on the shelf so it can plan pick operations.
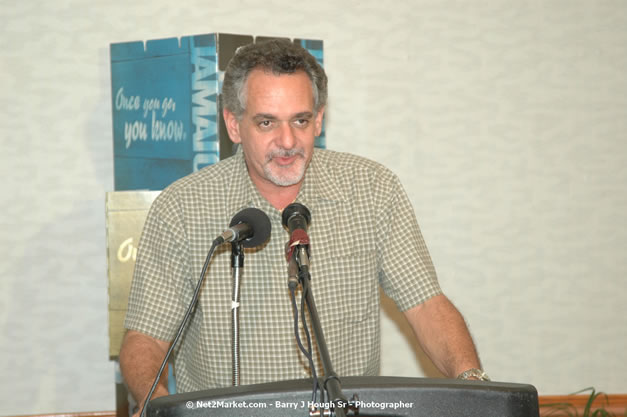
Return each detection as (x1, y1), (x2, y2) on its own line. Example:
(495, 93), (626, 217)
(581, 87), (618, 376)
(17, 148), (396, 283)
(223, 109), (242, 144)
(314, 106), (325, 137)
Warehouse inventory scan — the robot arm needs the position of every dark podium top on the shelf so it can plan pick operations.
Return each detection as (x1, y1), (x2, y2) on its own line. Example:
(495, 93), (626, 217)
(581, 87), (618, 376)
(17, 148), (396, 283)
(147, 376), (539, 417)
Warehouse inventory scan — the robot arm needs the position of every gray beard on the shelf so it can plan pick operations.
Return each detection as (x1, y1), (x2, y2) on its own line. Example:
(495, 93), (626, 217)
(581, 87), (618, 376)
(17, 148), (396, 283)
(263, 148), (306, 186)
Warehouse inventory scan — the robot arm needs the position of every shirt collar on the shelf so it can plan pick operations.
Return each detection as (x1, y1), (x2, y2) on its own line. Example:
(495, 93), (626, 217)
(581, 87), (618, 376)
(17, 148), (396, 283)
(296, 148), (346, 208)
(224, 148), (273, 218)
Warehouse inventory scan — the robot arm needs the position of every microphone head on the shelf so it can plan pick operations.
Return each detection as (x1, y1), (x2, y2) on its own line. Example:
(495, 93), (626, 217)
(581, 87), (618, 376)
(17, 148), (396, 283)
(282, 202), (311, 231)
(229, 207), (272, 248)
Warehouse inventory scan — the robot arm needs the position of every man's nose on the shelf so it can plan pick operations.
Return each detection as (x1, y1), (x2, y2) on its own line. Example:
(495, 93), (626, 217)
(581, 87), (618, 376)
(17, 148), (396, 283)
(276, 122), (296, 149)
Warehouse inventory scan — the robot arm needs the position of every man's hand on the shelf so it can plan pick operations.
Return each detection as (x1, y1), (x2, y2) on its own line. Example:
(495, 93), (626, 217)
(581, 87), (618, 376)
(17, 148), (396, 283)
(131, 383), (170, 417)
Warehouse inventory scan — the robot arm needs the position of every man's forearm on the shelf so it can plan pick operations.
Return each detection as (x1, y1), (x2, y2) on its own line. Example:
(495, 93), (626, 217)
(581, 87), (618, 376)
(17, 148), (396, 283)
(404, 294), (482, 378)
(119, 330), (172, 407)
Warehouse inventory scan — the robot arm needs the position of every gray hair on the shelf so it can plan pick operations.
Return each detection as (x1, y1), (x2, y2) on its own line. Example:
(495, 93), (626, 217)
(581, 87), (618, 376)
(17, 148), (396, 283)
(222, 39), (328, 119)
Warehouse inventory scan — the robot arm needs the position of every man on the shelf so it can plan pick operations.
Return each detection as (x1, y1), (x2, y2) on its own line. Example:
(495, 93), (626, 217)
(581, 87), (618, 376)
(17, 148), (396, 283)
(119, 39), (487, 412)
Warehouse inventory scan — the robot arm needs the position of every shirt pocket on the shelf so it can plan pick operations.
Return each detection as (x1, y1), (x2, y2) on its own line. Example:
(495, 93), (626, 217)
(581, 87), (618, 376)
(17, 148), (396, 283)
(310, 248), (379, 326)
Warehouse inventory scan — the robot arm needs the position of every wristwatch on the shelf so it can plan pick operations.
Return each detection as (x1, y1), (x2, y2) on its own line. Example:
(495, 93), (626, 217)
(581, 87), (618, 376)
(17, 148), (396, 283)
(456, 368), (490, 381)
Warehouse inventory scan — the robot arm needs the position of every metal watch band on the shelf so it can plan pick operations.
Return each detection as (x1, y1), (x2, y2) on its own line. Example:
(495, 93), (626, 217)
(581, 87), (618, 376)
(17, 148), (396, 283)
(456, 368), (491, 381)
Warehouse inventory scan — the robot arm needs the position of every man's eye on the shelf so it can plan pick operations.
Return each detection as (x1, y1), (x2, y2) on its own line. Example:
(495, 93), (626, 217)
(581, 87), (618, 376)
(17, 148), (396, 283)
(258, 120), (273, 129)
(293, 119), (309, 127)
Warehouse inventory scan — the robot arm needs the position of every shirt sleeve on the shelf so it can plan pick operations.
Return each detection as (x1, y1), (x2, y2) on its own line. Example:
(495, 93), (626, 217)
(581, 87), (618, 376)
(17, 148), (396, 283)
(375, 169), (442, 311)
(124, 189), (191, 341)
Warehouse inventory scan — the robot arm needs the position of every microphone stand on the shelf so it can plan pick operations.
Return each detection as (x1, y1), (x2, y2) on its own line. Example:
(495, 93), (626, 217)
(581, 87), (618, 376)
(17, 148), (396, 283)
(292, 245), (348, 417)
(231, 242), (244, 386)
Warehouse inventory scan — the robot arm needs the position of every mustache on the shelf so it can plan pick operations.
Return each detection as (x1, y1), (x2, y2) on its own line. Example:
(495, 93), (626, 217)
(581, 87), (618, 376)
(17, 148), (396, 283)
(266, 148), (305, 162)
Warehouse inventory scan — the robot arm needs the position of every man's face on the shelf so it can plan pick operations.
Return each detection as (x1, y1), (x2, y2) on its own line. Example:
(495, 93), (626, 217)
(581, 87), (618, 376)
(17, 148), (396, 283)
(224, 69), (324, 191)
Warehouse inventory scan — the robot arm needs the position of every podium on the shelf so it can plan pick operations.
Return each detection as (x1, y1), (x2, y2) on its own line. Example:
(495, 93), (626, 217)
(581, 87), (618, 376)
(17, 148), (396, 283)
(146, 376), (539, 417)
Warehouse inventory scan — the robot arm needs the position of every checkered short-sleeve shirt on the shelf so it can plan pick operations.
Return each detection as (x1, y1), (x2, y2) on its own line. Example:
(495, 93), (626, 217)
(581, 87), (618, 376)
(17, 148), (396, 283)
(125, 148), (441, 392)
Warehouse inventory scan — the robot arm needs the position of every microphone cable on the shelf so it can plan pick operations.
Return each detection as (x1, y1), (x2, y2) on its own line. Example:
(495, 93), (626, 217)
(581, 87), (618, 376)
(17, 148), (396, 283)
(139, 237), (221, 417)
(289, 284), (322, 405)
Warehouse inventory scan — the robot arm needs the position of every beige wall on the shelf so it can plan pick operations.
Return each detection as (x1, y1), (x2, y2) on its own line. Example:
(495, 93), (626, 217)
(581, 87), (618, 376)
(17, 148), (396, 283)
(1, 0), (626, 413)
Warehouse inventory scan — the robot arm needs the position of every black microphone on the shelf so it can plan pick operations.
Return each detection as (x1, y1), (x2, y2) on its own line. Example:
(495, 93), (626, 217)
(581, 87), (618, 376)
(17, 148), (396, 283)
(217, 207), (272, 248)
(282, 203), (311, 289)
(281, 202), (311, 239)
